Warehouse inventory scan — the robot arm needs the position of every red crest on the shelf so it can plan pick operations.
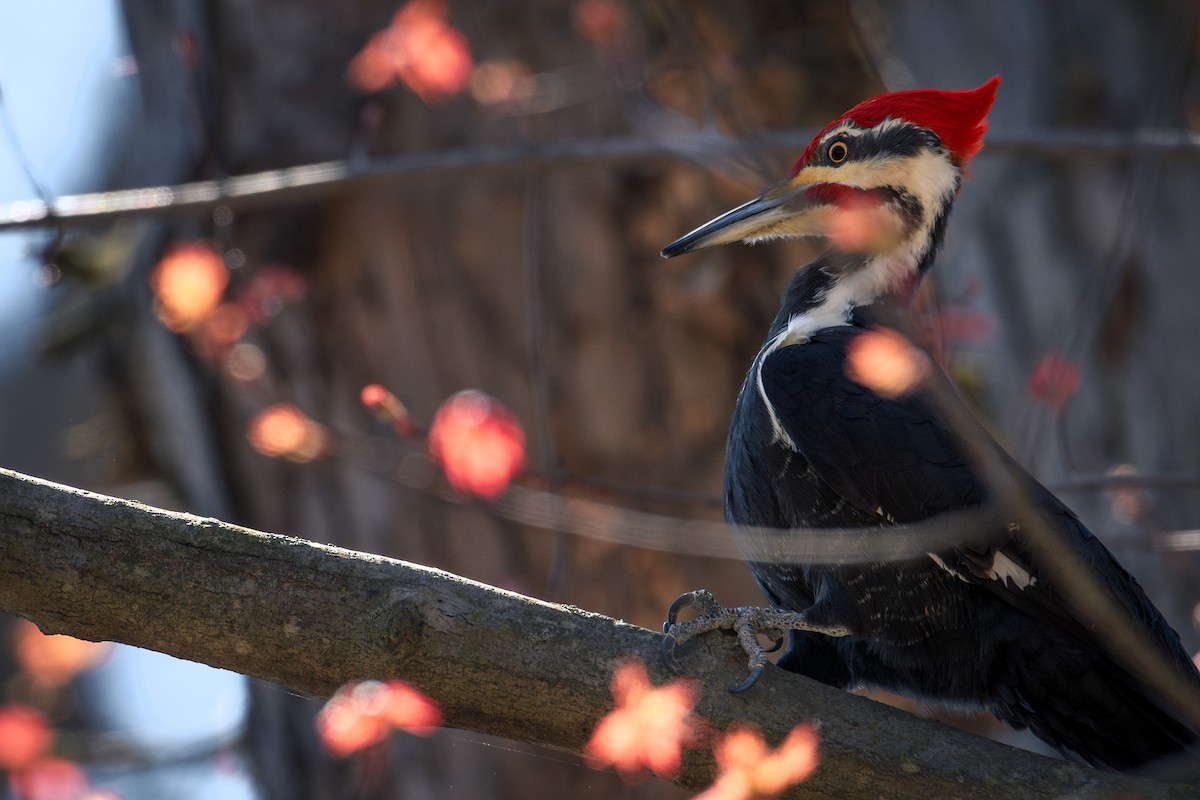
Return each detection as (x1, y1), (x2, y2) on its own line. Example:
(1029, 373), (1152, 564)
(793, 77), (1000, 176)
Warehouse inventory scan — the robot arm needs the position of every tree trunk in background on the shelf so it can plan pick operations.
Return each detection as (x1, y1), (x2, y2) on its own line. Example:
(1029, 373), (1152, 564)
(34, 0), (1200, 796)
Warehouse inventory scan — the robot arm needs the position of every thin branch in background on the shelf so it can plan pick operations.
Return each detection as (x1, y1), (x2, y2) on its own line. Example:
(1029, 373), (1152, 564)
(352, 434), (1155, 567)
(350, 409), (1200, 560)
(1050, 471), (1200, 493)
(429, 466), (1011, 564)
(549, 452), (1200, 507)
(1156, 531), (1200, 553)
(3, 128), (1200, 232)
(0, 78), (65, 258)
(342, 430), (1004, 563)
(547, 471), (723, 511)
(0, 81), (54, 204)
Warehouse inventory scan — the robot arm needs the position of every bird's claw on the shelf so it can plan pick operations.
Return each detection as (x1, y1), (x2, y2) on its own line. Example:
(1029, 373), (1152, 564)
(659, 589), (779, 691)
(660, 589), (851, 693)
(662, 589), (719, 676)
(730, 665), (765, 694)
(666, 589), (720, 627)
(661, 626), (687, 676)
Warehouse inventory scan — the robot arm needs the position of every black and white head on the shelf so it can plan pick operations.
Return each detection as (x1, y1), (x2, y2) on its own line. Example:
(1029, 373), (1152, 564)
(663, 77), (1000, 325)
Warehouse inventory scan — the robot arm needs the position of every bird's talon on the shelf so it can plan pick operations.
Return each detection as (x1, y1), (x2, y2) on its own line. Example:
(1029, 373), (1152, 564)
(763, 635), (785, 654)
(661, 629), (688, 676)
(729, 665), (764, 694)
(666, 590), (706, 626)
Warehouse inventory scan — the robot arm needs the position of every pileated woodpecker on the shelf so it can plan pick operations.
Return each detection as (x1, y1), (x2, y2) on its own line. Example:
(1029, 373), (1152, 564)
(660, 77), (1200, 772)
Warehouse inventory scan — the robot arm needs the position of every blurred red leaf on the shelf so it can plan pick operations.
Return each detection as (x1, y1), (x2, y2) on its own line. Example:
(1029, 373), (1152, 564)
(845, 327), (929, 399)
(200, 303), (250, 358)
(317, 694), (388, 757)
(348, 0), (472, 103)
(924, 308), (995, 347)
(1029, 352), (1081, 415)
(583, 659), (700, 781)
(236, 264), (306, 325)
(469, 59), (535, 108)
(694, 724), (819, 800)
(0, 706), (52, 770)
(825, 193), (903, 254)
(317, 680), (442, 757)
(9, 758), (90, 800)
(572, 0), (626, 45)
(13, 620), (111, 689)
(427, 390), (525, 500)
(374, 681), (442, 733)
(246, 404), (329, 462)
(150, 242), (228, 332)
(360, 384), (418, 436)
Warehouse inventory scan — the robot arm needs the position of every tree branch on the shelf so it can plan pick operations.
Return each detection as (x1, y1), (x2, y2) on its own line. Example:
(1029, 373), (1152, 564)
(3, 127), (1200, 231)
(0, 468), (1191, 798)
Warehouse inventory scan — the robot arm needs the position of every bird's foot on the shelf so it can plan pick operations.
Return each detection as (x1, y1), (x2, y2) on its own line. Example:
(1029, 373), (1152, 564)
(661, 589), (851, 693)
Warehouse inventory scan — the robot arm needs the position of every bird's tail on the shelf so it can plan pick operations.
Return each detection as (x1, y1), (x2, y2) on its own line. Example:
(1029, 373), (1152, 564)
(992, 633), (1200, 775)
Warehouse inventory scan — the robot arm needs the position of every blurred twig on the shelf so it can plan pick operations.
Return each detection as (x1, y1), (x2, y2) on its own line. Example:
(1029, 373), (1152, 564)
(3, 128), (1200, 232)
(1156, 531), (1200, 552)
(1052, 472), (1200, 493)
(360, 424), (1200, 561)
(370, 439), (1022, 565)
(0, 81), (54, 204)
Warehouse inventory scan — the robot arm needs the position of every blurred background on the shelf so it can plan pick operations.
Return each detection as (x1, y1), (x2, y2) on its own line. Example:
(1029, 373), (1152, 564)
(0, 0), (1199, 797)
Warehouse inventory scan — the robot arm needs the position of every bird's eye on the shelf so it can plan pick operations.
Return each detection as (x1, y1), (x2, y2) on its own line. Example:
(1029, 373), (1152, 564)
(827, 141), (849, 163)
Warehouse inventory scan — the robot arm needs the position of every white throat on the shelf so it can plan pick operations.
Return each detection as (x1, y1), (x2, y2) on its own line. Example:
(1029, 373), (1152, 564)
(780, 253), (916, 346)
(780, 146), (961, 346)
